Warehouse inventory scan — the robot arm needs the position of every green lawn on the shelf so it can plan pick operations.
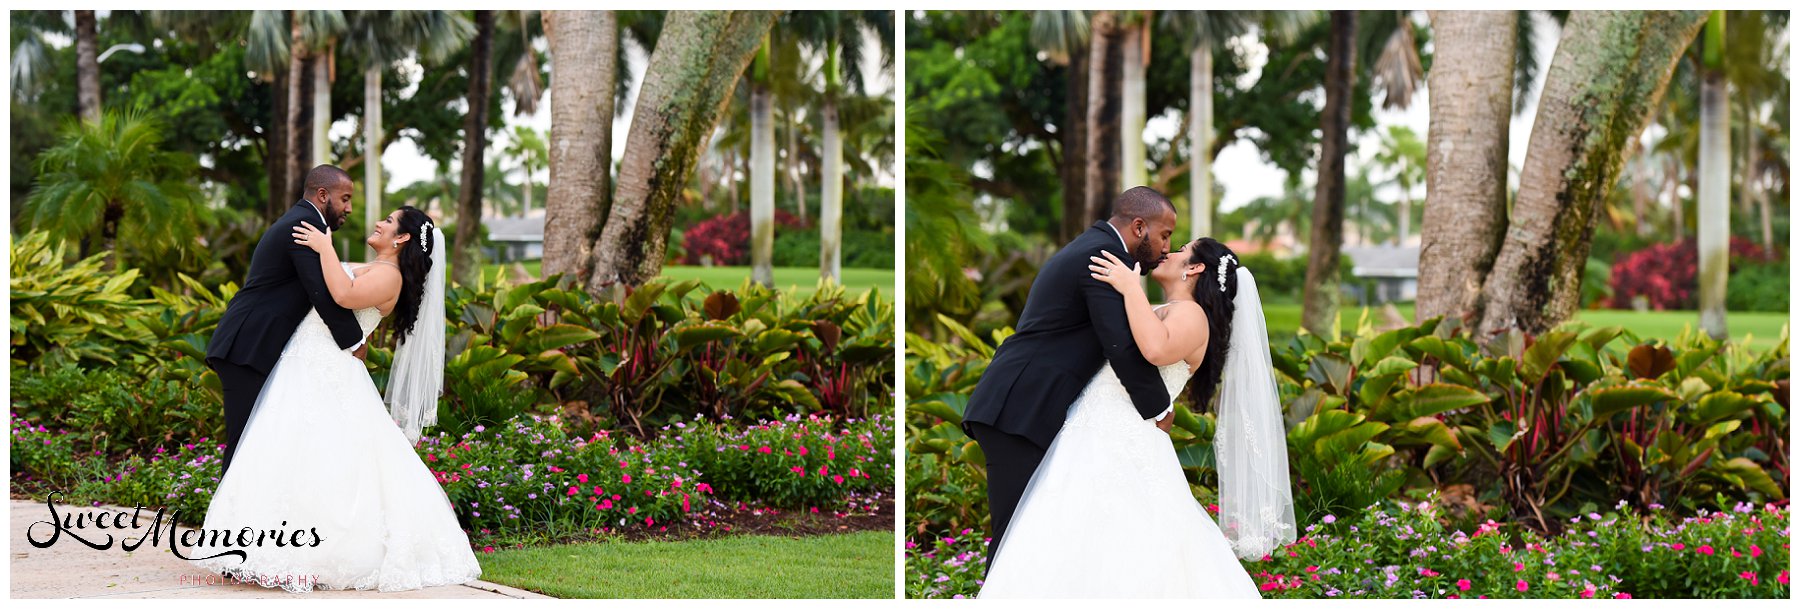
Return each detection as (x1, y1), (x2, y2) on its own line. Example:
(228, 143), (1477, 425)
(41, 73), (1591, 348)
(474, 531), (895, 599)
(482, 261), (893, 297)
(1263, 303), (1789, 351)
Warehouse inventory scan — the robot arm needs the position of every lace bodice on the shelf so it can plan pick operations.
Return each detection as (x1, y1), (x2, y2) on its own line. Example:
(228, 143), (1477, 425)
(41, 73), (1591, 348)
(279, 263), (383, 364)
(1064, 359), (1192, 427)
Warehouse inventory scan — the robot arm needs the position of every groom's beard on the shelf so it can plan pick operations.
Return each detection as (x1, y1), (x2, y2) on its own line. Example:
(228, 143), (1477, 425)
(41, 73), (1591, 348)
(1131, 240), (1163, 276)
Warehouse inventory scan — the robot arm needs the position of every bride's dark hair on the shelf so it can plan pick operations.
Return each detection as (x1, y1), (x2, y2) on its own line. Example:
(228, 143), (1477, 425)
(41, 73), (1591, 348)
(1185, 237), (1239, 412)
(392, 206), (433, 344)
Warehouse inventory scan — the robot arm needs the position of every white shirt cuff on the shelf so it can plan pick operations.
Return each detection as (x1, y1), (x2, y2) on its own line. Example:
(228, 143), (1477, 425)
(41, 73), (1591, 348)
(1153, 405), (1174, 422)
(349, 338), (365, 352)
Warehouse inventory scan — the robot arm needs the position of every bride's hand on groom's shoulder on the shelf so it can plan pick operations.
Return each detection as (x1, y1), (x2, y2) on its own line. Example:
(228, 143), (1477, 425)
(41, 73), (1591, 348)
(1087, 250), (1140, 294)
(292, 221), (331, 254)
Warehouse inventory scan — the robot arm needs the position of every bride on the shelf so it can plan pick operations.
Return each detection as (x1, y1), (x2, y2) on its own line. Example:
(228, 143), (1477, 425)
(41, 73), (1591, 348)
(977, 237), (1295, 599)
(194, 206), (480, 593)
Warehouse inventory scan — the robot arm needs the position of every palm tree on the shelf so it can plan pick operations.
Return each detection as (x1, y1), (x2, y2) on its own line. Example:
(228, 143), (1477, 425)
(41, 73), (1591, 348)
(1029, 10), (1090, 241)
(1696, 11), (1728, 339)
(1119, 11), (1150, 191)
(1163, 11), (1317, 241)
(23, 108), (210, 270)
(1301, 11), (1356, 339)
(748, 33), (777, 286)
(342, 10), (472, 259)
(790, 10), (893, 281)
(589, 10), (780, 293)
(1372, 125), (1424, 245)
(505, 125), (546, 217)
(74, 11), (100, 123)
(451, 10), (497, 287)
(1084, 10), (1124, 225)
(1416, 11), (1516, 324)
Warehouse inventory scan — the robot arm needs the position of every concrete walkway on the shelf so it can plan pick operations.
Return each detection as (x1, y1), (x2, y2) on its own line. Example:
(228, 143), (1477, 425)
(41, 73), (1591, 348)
(10, 500), (549, 599)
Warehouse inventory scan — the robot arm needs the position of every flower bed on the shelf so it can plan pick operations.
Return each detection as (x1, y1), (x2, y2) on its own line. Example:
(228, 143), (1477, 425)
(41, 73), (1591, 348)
(905, 498), (1792, 599)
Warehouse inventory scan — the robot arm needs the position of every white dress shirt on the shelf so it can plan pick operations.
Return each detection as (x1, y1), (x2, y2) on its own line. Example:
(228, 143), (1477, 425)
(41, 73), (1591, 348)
(1100, 222), (1176, 423)
(303, 200), (365, 352)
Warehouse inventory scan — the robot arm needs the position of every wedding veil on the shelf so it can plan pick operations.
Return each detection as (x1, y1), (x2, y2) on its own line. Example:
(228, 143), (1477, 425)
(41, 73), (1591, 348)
(385, 224), (446, 444)
(1214, 265), (1297, 559)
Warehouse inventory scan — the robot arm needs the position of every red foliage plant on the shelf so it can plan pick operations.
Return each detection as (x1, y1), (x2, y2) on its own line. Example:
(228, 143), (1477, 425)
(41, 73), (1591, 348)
(681, 210), (804, 266)
(1609, 237), (1777, 310)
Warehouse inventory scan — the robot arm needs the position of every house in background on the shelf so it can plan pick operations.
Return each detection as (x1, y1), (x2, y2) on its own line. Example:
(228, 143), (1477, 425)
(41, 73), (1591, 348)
(485, 215), (544, 263)
(1342, 245), (1419, 305)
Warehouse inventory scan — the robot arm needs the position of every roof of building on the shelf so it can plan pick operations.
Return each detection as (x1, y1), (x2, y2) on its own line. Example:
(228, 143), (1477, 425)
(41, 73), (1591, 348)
(1342, 245), (1419, 278)
(486, 215), (544, 242)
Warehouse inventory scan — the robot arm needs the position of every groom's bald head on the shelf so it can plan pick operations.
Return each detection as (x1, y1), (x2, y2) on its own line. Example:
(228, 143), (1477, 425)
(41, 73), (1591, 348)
(303, 164), (354, 230)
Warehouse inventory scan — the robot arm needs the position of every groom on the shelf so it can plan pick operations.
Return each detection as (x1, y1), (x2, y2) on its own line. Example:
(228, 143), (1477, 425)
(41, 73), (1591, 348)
(962, 185), (1180, 567)
(205, 165), (367, 475)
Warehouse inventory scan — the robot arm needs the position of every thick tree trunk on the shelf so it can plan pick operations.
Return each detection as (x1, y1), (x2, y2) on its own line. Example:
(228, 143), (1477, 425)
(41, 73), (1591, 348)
(1666, 156), (1684, 237)
(1060, 46), (1090, 242)
(364, 63), (383, 260)
(1697, 12), (1728, 340)
(750, 56), (776, 287)
(1301, 11), (1356, 339)
(75, 11), (100, 124)
(549, 2), (606, 264)
(1477, 10), (1706, 338)
(1416, 11), (1515, 325)
(1189, 42), (1212, 241)
(590, 11), (779, 292)
(821, 95), (843, 281)
(1119, 19), (1147, 190)
(1083, 11), (1123, 224)
(452, 11), (496, 287)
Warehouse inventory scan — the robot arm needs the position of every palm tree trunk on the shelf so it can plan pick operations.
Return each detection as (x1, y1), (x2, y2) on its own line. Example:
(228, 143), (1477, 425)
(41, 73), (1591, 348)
(1060, 45), (1090, 242)
(364, 63), (382, 260)
(1417, 11), (1514, 325)
(268, 64), (291, 218)
(452, 10), (496, 287)
(287, 13), (309, 204)
(1301, 11), (1355, 339)
(1477, 10), (1705, 337)
(1119, 18), (1147, 190)
(590, 10), (779, 293)
(1189, 42), (1212, 241)
(1697, 11), (1728, 340)
(313, 43), (333, 166)
(1084, 11), (1122, 224)
(788, 104), (807, 224)
(749, 40), (776, 287)
(821, 94), (843, 281)
(1743, 91), (1770, 249)
(75, 11), (101, 124)
(1666, 155), (1684, 237)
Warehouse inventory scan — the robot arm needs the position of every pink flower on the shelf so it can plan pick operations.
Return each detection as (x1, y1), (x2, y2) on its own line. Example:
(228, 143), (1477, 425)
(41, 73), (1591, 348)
(757, 445), (772, 454)
(1776, 571), (1788, 585)
(627, 506), (637, 515)
(1420, 568), (1440, 578)
(566, 486), (580, 496)
(622, 474), (632, 484)
(798, 446), (809, 456)
(696, 482), (713, 494)
(577, 473), (589, 483)
(1739, 571), (1758, 586)
(1456, 579), (1471, 591)
(1545, 572), (1560, 582)
(1614, 593), (1632, 599)
(1305, 566), (1320, 573)
(1516, 580), (1529, 592)
(1580, 584), (1596, 599)
(1514, 562), (1525, 572)
(832, 475), (845, 484)
(791, 466), (805, 475)
(482, 546), (495, 554)
(1698, 545), (1714, 555)
(593, 486), (605, 495)
(1671, 543), (1686, 551)
(1751, 545), (1763, 558)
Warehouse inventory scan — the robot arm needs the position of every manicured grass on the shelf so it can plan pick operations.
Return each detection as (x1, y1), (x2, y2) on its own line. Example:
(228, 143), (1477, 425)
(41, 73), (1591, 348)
(474, 531), (895, 599)
(482, 261), (894, 297)
(1262, 303), (1789, 351)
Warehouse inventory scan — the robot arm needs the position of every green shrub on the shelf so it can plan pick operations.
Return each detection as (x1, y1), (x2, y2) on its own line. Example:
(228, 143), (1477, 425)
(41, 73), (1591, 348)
(1728, 260), (1789, 313)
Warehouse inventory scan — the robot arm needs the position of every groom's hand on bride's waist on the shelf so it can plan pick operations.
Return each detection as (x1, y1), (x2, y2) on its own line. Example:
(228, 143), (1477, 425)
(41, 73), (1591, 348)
(1155, 413), (1174, 433)
(352, 343), (369, 361)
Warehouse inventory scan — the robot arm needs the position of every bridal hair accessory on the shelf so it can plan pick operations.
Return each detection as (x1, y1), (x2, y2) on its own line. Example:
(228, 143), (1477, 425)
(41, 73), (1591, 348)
(420, 222), (433, 252)
(1217, 254), (1237, 292)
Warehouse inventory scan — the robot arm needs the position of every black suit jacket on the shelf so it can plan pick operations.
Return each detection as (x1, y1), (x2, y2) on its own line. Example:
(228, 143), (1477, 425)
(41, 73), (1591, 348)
(205, 201), (364, 374)
(963, 220), (1173, 448)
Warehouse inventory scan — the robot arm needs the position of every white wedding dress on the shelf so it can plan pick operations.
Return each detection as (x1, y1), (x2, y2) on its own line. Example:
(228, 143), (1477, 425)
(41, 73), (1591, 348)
(195, 263), (480, 593)
(979, 358), (1262, 599)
